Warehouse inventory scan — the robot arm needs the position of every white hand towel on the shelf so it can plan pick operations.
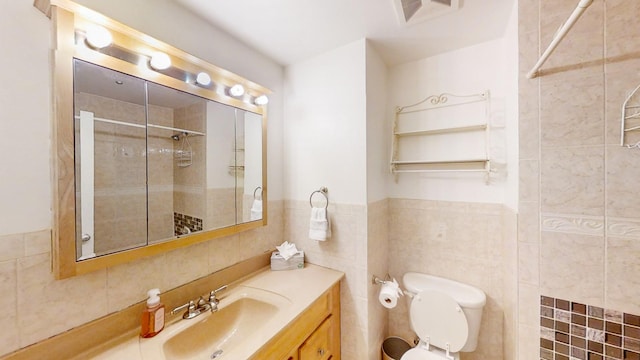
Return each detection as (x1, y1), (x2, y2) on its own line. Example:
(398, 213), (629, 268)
(309, 207), (331, 241)
(250, 199), (262, 220)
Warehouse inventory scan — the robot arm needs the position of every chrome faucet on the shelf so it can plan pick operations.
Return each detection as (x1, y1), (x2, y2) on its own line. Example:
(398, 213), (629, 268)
(171, 300), (201, 319)
(207, 285), (228, 312)
(170, 285), (228, 319)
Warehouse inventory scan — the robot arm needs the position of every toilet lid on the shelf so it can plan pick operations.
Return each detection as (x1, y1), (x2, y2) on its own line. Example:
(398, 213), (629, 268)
(401, 347), (448, 360)
(409, 290), (469, 353)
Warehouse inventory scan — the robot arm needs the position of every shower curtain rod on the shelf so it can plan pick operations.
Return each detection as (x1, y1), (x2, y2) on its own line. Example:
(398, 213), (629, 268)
(526, 0), (594, 79)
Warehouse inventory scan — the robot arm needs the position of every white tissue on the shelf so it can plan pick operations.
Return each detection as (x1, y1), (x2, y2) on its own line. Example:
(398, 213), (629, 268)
(276, 241), (298, 260)
(378, 278), (403, 309)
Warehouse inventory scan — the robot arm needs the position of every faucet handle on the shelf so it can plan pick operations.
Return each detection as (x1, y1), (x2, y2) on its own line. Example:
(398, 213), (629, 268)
(208, 285), (228, 303)
(171, 300), (198, 319)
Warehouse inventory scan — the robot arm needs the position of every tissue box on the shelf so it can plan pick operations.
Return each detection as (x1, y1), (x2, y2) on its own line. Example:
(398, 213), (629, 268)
(270, 251), (304, 271)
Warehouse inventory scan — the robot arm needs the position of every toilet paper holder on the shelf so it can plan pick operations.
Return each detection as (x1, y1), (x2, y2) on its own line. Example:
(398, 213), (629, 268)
(373, 274), (412, 297)
(372, 274), (392, 285)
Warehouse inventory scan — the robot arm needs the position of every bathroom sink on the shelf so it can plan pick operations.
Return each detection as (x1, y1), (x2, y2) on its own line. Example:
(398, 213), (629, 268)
(140, 286), (291, 360)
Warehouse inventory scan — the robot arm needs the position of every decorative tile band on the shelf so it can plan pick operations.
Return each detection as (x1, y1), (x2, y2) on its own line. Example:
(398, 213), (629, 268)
(173, 212), (203, 236)
(541, 214), (640, 239)
(607, 218), (640, 239)
(539, 295), (640, 360)
(542, 214), (605, 236)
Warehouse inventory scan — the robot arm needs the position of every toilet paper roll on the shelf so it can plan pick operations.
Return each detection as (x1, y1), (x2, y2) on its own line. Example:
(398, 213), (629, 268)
(378, 281), (401, 309)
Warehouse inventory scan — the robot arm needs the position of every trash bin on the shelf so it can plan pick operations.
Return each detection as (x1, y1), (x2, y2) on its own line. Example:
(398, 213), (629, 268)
(382, 337), (412, 360)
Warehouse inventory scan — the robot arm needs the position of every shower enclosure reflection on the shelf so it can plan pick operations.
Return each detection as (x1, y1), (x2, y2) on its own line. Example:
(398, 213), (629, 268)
(73, 60), (262, 259)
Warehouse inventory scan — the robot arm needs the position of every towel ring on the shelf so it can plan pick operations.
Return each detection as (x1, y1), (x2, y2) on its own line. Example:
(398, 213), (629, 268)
(253, 186), (262, 200)
(309, 187), (328, 209)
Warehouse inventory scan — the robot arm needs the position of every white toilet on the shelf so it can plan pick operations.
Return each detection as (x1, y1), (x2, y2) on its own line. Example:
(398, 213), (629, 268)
(400, 273), (486, 360)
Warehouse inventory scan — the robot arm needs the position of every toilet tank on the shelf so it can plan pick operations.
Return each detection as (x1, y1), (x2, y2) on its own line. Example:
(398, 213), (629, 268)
(402, 272), (486, 352)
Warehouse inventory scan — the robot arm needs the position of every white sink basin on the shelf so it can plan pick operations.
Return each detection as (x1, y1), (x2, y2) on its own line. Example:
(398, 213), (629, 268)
(140, 286), (291, 360)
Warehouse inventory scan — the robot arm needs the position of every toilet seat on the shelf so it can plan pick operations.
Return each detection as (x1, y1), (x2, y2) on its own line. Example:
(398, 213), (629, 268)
(409, 290), (469, 353)
(401, 346), (460, 360)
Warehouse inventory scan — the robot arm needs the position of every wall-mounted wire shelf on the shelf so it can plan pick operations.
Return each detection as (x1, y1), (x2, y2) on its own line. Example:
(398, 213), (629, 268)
(621, 83), (640, 149)
(390, 91), (492, 182)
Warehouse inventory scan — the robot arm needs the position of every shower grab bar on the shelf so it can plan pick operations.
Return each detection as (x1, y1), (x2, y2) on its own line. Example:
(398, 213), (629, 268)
(526, 0), (594, 79)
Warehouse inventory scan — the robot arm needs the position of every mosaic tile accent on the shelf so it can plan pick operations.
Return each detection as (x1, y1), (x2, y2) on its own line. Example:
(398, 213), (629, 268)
(173, 212), (203, 236)
(540, 295), (640, 360)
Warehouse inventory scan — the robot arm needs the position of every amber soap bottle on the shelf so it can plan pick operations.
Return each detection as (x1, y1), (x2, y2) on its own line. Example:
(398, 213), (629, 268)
(140, 288), (165, 338)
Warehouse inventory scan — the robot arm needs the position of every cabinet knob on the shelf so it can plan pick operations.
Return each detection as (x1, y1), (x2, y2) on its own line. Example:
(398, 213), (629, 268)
(317, 348), (325, 357)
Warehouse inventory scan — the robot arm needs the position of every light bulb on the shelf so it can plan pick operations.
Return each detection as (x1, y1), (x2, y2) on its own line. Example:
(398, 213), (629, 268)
(85, 25), (112, 49)
(149, 52), (171, 70)
(229, 84), (245, 97)
(254, 95), (269, 105)
(196, 72), (211, 86)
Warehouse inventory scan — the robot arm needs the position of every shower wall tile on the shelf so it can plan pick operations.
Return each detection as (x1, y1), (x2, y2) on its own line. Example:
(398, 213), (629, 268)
(541, 213), (604, 237)
(518, 242), (539, 285)
(519, 159), (540, 202)
(539, 0), (603, 71)
(539, 295), (640, 360)
(606, 146), (640, 219)
(605, 0), (640, 58)
(606, 237), (640, 316)
(539, 71), (604, 147)
(540, 146), (604, 216)
(519, 115), (540, 160)
(539, 231), (605, 308)
(604, 58), (640, 146)
(519, 283), (541, 327)
(518, 0), (640, 358)
(518, 202), (540, 244)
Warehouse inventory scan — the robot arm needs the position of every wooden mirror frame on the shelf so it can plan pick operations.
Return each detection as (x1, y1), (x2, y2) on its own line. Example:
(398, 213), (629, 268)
(35, 0), (269, 279)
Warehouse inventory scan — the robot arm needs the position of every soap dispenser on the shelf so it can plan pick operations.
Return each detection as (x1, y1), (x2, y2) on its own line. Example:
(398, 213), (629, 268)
(140, 288), (165, 338)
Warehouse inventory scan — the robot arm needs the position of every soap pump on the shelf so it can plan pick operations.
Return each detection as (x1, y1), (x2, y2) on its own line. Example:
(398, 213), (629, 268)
(140, 288), (165, 338)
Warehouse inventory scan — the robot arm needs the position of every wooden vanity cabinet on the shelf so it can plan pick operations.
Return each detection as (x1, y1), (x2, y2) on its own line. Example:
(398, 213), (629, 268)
(252, 282), (341, 360)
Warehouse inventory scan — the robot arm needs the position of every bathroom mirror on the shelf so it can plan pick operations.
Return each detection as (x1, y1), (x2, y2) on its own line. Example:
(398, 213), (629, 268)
(38, 0), (270, 278)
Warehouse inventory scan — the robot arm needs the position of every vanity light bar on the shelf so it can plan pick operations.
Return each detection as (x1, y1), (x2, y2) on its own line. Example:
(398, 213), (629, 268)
(76, 25), (269, 107)
(149, 52), (171, 70)
(229, 84), (245, 97)
(84, 25), (112, 49)
(196, 72), (211, 86)
(254, 95), (269, 106)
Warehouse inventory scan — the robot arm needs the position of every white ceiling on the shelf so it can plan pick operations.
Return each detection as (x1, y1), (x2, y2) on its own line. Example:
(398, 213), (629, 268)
(173, 0), (516, 66)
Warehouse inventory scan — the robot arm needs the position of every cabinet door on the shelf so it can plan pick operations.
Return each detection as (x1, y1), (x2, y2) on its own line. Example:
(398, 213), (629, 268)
(299, 315), (336, 360)
(284, 347), (299, 360)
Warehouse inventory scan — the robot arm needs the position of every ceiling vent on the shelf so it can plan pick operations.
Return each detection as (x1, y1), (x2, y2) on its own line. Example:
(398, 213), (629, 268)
(393, 0), (460, 26)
